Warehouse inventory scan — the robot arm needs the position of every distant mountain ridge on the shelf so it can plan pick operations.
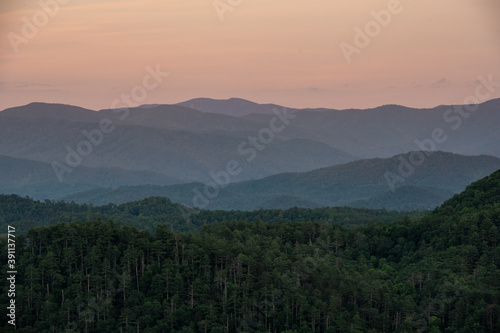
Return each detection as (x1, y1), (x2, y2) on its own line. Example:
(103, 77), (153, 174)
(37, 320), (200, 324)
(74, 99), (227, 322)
(176, 97), (286, 117)
(1, 98), (500, 203)
(1, 102), (101, 122)
(0, 155), (182, 200)
(0, 102), (357, 187)
(61, 151), (500, 211)
(3, 98), (499, 159)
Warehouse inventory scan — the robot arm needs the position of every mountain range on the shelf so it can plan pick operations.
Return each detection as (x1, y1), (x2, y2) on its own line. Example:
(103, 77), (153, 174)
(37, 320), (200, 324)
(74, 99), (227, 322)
(1, 98), (499, 209)
(61, 151), (500, 211)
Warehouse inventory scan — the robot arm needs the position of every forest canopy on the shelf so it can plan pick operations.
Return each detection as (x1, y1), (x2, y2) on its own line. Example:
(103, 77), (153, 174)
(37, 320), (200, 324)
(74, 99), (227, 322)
(1, 170), (499, 332)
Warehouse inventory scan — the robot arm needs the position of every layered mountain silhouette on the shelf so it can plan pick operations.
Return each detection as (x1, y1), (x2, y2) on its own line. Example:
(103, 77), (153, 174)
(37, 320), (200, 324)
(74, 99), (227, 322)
(0, 155), (181, 200)
(1, 98), (499, 209)
(61, 151), (500, 211)
(0, 102), (356, 185)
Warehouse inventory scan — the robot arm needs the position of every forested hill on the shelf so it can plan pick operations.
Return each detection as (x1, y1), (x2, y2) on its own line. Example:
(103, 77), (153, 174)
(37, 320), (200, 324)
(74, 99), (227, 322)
(1, 171), (499, 332)
(61, 151), (500, 211)
(436, 168), (500, 212)
(0, 194), (422, 234)
(0, 195), (195, 234)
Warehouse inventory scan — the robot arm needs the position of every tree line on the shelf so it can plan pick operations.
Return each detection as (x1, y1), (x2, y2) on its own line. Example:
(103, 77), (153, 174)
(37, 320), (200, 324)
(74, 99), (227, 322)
(0, 170), (499, 332)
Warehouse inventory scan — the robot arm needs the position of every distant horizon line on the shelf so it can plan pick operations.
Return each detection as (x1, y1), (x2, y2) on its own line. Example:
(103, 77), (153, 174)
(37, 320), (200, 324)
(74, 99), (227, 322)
(2, 96), (499, 113)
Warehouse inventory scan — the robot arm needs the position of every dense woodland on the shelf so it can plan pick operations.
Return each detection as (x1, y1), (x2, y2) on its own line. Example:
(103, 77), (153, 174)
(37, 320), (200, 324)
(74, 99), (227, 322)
(1, 170), (499, 332)
(0, 194), (424, 234)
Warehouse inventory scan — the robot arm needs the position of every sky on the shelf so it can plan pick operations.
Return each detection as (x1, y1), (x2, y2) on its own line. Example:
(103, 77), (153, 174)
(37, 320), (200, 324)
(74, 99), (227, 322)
(0, 0), (499, 111)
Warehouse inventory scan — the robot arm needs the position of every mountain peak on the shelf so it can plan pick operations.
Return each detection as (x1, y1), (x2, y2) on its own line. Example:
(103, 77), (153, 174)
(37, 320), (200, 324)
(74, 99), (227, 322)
(177, 97), (281, 116)
(0, 102), (99, 122)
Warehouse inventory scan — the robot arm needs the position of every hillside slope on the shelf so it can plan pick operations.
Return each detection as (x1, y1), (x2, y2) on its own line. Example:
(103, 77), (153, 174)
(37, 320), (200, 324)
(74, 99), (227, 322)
(2, 167), (499, 332)
(61, 151), (500, 211)
(0, 155), (181, 200)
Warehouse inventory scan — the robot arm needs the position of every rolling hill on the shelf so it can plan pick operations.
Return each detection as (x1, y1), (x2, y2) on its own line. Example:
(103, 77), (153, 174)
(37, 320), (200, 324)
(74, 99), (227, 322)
(0, 104), (356, 187)
(0, 155), (181, 200)
(177, 97), (500, 158)
(2, 165), (499, 332)
(61, 151), (500, 211)
(176, 97), (288, 117)
(2, 98), (500, 203)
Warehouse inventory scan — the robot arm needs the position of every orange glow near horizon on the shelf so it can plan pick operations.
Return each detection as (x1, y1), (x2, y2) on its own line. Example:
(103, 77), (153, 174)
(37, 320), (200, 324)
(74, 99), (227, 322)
(0, 0), (499, 111)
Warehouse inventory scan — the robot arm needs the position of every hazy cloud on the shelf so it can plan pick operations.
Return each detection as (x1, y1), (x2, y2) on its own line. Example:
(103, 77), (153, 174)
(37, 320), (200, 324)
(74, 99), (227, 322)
(308, 86), (330, 93)
(0, 82), (67, 92)
(431, 78), (451, 89)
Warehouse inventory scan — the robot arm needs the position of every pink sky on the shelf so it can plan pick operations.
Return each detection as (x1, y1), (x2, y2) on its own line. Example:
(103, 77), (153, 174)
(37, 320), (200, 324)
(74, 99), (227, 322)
(1, 0), (499, 111)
